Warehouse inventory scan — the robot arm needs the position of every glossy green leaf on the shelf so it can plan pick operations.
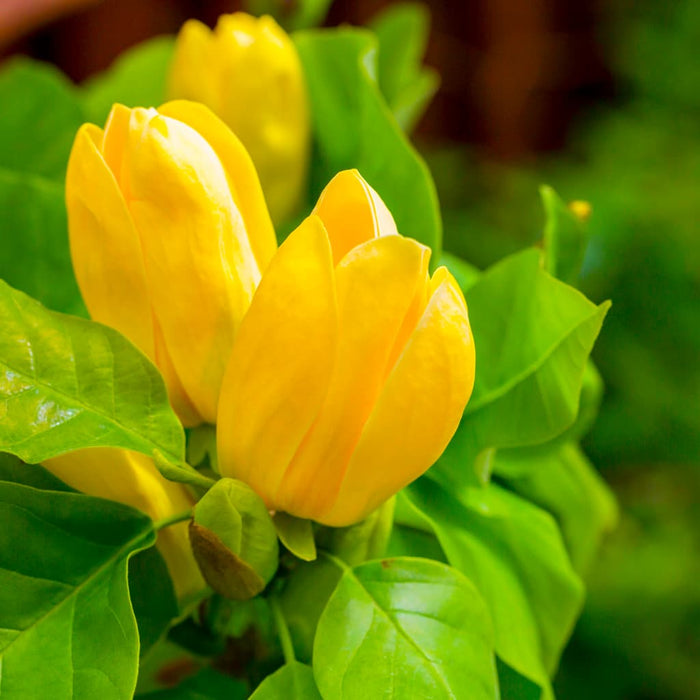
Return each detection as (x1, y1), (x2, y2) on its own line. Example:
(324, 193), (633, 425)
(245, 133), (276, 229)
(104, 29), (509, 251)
(439, 248), (609, 486)
(495, 442), (619, 573)
(294, 28), (442, 255)
(405, 477), (584, 697)
(313, 556), (499, 699)
(250, 661), (321, 699)
(129, 547), (179, 657)
(273, 512), (317, 561)
(139, 667), (248, 699)
(81, 37), (174, 125)
(0, 452), (73, 491)
(0, 481), (155, 698)
(0, 59), (84, 180)
(280, 557), (343, 663)
(0, 279), (185, 465)
(0, 168), (85, 316)
(370, 2), (440, 132)
(541, 185), (589, 287)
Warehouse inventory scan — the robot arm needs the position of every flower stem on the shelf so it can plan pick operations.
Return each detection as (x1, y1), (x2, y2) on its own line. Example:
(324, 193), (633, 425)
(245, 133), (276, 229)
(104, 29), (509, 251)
(153, 508), (193, 531)
(270, 594), (295, 665)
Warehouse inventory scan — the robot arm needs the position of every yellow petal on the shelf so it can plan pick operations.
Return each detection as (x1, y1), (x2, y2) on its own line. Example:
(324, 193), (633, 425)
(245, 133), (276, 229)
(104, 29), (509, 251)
(278, 235), (430, 519)
(167, 19), (219, 110)
(159, 100), (277, 273)
(217, 215), (337, 508)
(322, 268), (476, 526)
(122, 108), (260, 423)
(66, 121), (154, 360)
(43, 448), (205, 601)
(313, 170), (398, 265)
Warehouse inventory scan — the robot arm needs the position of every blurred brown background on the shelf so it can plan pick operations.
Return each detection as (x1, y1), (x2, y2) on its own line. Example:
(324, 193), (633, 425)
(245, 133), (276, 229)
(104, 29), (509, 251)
(1, 0), (612, 162)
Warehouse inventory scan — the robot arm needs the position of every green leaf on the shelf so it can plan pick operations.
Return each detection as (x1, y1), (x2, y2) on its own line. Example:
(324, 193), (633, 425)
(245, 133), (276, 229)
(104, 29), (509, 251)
(319, 497), (395, 566)
(0, 168), (85, 316)
(139, 667), (248, 699)
(129, 547), (179, 657)
(191, 479), (278, 599)
(0, 452), (73, 491)
(370, 2), (440, 132)
(313, 556), (499, 699)
(0, 481), (155, 698)
(248, 0), (333, 31)
(280, 558), (343, 663)
(250, 661), (321, 699)
(540, 185), (589, 287)
(294, 28), (442, 255)
(81, 37), (175, 125)
(273, 512), (317, 561)
(438, 248), (609, 486)
(437, 250), (481, 294)
(494, 442), (619, 573)
(0, 59), (84, 180)
(405, 477), (584, 696)
(0, 279), (185, 465)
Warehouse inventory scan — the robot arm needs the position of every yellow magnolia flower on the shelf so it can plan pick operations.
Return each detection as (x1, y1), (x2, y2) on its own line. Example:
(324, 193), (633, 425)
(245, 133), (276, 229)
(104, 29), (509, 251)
(169, 13), (310, 225)
(217, 170), (476, 527)
(66, 100), (277, 426)
(43, 449), (205, 603)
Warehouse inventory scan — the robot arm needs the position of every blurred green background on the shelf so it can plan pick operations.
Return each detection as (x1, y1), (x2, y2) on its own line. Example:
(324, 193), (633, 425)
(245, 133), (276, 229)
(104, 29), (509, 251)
(2, 0), (698, 698)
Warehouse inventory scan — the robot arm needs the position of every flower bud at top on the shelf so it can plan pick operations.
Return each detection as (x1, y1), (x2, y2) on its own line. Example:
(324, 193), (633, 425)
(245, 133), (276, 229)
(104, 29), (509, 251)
(169, 13), (310, 225)
(66, 101), (277, 426)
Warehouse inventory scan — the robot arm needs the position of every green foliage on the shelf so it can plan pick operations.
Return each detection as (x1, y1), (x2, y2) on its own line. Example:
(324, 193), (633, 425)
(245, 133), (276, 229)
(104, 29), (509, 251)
(0, 279), (185, 465)
(438, 248), (609, 486)
(0, 168), (85, 316)
(81, 37), (175, 124)
(249, 661), (321, 698)
(540, 185), (589, 287)
(313, 556), (499, 699)
(0, 59), (84, 180)
(139, 667), (248, 699)
(0, 482), (155, 699)
(370, 2), (440, 132)
(495, 443), (618, 575)
(404, 478), (584, 697)
(273, 512), (317, 561)
(294, 28), (442, 255)
(129, 547), (179, 656)
(246, 0), (334, 32)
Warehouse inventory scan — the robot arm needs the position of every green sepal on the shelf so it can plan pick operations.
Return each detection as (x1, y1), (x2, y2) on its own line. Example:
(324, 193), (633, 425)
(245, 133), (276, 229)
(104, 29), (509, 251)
(191, 479), (278, 600)
(273, 511), (317, 561)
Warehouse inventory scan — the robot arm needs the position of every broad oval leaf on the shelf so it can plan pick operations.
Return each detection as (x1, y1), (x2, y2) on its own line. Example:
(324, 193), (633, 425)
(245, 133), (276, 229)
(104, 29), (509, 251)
(294, 28), (442, 255)
(0, 168), (85, 316)
(0, 279), (185, 465)
(0, 59), (84, 180)
(405, 477), (585, 697)
(81, 37), (174, 125)
(313, 556), (499, 699)
(438, 248), (609, 486)
(0, 481), (154, 698)
(250, 662), (321, 699)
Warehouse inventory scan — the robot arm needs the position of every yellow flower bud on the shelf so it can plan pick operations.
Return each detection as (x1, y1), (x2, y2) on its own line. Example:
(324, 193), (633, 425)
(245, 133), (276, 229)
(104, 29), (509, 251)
(217, 170), (476, 527)
(66, 100), (277, 426)
(169, 13), (310, 225)
(43, 449), (205, 603)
